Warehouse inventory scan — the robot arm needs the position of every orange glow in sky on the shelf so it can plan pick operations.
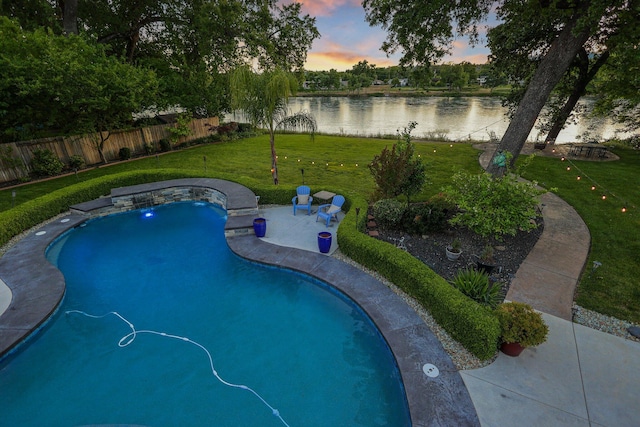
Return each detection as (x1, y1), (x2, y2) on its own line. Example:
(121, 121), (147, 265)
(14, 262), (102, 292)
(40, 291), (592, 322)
(294, 1), (491, 71)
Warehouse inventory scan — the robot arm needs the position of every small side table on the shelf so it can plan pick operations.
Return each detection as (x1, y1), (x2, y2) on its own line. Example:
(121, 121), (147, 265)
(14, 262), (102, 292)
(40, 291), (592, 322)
(313, 190), (336, 205)
(313, 190), (336, 214)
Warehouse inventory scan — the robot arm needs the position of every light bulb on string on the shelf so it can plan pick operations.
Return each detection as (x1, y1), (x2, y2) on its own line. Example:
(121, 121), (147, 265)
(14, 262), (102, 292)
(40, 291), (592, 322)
(566, 166), (571, 171)
(577, 176), (581, 180)
(622, 207), (627, 213)
(602, 195), (606, 200)
(591, 186), (596, 191)
(561, 157), (566, 161)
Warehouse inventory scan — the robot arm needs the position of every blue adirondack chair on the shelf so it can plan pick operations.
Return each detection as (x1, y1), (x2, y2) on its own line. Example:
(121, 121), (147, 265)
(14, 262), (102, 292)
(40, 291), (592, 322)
(316, 195), (345, 227)
(292, 185), (313, 215)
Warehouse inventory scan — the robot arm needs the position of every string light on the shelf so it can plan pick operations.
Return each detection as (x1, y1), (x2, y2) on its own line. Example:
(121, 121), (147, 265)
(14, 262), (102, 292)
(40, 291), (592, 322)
(559, 153), (634, 213)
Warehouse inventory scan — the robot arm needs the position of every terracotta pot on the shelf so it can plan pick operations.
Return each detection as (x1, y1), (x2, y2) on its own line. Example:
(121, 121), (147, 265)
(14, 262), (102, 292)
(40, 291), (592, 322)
(500, 341), (526, 357)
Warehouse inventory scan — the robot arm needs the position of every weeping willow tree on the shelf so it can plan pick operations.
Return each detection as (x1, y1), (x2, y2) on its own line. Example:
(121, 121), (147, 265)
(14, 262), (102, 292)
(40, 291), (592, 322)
(229, 66), (316, 185)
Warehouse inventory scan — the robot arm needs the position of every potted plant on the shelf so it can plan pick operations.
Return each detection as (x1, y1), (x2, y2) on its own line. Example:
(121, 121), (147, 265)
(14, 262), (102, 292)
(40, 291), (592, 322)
(477, 244), (496, 274)
(445, 238), (462, 261)
(495, 301), (549, 357)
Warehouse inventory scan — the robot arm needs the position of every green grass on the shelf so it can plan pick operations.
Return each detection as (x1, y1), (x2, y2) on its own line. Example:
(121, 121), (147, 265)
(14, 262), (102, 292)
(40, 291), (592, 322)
(0, 134), (481, 210)
(2, 134), (638, 323)
(521, 147), (640, 323)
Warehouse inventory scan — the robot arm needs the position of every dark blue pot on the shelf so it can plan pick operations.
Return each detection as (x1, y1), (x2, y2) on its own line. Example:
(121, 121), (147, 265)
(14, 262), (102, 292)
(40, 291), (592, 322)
(253, 218), (266, 237)
(318, 231), (332, 254)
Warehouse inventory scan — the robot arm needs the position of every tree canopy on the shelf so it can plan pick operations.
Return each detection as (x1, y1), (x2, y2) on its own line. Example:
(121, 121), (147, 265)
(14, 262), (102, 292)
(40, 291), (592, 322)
(363, 0), (640, 175)
(0, 17), (157, 146)
(1, 0), (320, 120)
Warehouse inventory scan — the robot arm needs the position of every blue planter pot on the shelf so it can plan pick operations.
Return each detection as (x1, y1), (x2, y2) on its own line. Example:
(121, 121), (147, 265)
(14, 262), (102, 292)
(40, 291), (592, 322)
(318, 231), (332, 254)
(253, 218), (266, 237)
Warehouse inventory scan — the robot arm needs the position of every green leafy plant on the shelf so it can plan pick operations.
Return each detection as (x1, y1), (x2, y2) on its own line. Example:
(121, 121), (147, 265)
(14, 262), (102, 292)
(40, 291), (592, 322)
(168, 113), (193, 145)
(450, 267), (503, 308)
(495, 302), (549, 347)
(449, 238), (461, 253)
(372, 198), (405, 228)
(68, 155), (85, 170)
(158, 138), (171, 152)
(369, 121), (426, 204)
(400, 200), (450, 234)
(480, 244), (495, 263)
(118, 147), (132, 161)
(30, 149), (64, 177)
(443, 163), (544, 239)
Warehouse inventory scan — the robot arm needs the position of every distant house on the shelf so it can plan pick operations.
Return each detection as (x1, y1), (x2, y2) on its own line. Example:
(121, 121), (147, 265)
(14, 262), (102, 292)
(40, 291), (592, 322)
(372, 79), (385, 85)
(477, 76), (488, 86)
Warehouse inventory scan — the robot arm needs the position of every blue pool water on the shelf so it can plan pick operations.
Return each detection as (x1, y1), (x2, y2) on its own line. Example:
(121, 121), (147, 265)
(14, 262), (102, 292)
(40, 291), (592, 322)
(0, 202), (410, 426)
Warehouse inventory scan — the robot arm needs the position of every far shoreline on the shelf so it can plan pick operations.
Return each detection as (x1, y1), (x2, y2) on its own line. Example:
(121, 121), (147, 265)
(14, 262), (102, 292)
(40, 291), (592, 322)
(297, 84), (509, 98)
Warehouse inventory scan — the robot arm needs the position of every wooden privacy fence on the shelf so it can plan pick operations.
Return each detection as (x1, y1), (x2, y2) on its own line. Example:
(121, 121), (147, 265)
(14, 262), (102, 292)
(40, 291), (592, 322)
(0, 117), (219, 185)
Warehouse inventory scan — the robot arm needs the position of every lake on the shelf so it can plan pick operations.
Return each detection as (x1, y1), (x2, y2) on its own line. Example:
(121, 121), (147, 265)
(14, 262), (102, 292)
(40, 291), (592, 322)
(270, 96), (626, 144)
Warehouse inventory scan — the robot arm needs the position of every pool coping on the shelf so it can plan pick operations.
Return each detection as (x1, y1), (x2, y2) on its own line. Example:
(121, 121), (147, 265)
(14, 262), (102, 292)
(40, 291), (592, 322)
(0, 178), (479, 427)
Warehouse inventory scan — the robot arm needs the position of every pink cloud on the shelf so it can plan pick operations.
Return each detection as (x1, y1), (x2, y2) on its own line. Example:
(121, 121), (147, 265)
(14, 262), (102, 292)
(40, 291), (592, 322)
(289, 0), (361, 17)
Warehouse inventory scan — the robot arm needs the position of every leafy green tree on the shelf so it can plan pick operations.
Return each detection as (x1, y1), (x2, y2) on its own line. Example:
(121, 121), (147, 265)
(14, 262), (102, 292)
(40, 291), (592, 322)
(362, 0), (637, 175)
(0, 0), (59, 31)
(0, 17), (158, 162)
(77, 0), (319, 116)
(229, 66), (317, 185)
(368, 122), (426, 204)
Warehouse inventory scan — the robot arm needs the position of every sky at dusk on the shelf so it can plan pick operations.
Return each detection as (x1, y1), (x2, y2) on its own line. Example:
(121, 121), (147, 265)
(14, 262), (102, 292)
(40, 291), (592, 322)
(297, 1), (494, 71)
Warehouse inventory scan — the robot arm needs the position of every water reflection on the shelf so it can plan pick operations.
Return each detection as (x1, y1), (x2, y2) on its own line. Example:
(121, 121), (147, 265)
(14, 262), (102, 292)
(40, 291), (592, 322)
(277, 96), (628, 144)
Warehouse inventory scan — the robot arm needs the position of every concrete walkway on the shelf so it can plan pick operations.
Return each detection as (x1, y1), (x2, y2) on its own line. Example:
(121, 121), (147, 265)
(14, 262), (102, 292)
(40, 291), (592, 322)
(463, 143), (640, 426)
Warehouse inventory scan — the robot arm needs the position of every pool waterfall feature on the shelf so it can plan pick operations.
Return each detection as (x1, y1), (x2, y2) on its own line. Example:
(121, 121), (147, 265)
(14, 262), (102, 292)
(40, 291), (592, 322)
(0, 178), (480, 426)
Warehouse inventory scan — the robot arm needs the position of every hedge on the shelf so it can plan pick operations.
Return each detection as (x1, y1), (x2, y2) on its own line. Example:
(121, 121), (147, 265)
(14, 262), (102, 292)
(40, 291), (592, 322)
(1, 171), (498, 359)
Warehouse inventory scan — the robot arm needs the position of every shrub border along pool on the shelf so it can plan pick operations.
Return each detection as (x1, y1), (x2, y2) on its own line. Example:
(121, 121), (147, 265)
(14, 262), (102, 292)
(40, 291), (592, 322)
(0, 170), (499, 361)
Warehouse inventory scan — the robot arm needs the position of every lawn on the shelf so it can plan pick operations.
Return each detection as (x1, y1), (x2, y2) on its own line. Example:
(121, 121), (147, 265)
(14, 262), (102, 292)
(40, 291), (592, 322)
(522, 147), (640, 323)
(1, 134), (638, 323)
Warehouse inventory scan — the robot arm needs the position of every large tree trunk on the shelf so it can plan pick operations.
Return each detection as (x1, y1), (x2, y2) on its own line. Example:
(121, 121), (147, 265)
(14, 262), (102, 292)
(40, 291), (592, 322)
(486, 17), (591, 176)
(59, 0), (78, 35)
(545, 50), (610, 144)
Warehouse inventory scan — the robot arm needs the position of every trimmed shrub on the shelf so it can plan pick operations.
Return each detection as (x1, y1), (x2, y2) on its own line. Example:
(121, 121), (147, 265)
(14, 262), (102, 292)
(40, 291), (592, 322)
(119, 147), (132, 160)
(30, 149), (64, 177)
(372, 198), (405, 228)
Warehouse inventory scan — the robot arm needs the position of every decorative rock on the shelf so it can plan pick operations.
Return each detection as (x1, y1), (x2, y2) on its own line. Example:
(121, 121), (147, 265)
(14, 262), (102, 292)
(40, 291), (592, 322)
(368, 230), (379, 237)
(628, 326), (640, 338)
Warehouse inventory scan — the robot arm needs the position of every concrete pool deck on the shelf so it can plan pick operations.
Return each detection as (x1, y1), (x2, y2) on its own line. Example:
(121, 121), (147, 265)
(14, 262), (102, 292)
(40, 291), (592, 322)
(0, 179), (480, 427)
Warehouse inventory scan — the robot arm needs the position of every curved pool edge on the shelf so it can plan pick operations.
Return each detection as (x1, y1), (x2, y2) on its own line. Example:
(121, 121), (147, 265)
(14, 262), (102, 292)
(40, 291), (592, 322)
(0, 178), (480, 426)
(227, 235), (480, 426)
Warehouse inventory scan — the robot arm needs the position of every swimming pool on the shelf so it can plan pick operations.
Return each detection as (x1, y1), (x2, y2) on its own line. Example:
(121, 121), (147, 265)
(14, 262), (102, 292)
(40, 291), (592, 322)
(0, 202), (410, 426)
